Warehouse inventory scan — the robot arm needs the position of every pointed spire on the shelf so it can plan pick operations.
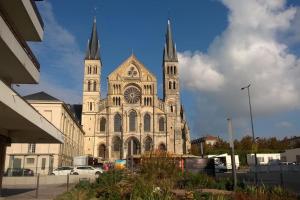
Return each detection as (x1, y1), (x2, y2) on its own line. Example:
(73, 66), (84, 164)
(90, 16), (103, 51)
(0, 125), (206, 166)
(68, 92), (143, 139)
(164, 19), (177, 62)
(85, 17), (100, 60)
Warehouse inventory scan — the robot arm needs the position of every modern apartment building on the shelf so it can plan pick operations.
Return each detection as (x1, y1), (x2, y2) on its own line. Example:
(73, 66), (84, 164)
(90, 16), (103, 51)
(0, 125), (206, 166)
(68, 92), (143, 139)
(5, 92), (85, 175)
(0, 0), (64, 190)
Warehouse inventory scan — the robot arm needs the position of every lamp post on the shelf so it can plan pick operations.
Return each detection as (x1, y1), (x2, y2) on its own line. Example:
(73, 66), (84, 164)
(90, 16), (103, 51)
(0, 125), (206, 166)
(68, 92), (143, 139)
(241, 84), (258, 184)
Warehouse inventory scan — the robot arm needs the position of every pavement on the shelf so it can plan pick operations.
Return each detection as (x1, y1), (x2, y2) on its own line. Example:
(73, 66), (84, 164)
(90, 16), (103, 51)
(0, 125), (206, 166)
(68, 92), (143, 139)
(0, 184), (72, 200)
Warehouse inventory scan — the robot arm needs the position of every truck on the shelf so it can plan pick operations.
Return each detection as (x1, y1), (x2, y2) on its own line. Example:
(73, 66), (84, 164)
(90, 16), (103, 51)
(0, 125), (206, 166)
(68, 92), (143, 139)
(73, 156), (97, 166)
(208, 153), (239, 172)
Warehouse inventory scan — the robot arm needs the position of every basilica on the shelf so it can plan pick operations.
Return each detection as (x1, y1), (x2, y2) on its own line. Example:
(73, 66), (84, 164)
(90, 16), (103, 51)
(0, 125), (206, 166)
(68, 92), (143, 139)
(81, 19), (191, 161)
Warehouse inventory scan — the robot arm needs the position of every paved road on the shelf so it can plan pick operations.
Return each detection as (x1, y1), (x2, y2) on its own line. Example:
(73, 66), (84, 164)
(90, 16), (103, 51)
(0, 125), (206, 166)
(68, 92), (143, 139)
(0, 184), (72, 200)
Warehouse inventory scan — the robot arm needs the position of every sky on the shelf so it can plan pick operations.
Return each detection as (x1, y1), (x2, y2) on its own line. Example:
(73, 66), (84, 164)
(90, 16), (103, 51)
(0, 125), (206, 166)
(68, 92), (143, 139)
(18, 0), (300, 141)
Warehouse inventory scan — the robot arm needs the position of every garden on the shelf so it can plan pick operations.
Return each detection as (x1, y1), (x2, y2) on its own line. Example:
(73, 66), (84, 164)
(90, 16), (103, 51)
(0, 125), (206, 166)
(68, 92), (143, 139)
(55, 152), (299, 200)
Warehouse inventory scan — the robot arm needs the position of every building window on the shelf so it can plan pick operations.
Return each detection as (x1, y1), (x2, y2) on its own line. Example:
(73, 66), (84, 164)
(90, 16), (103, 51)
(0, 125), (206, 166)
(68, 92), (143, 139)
(28, 143), (36, 153)
(158, 143), (166, 151)
(98, 144), (106, 158)
(41, 158), (46, 170)
(174, 66), (176, 74)
(159, 117), (165, 132)
(114, 114), (122, 132)
(87, 81), (91, 91)
(26, 158), (35, 164)
(167, 66), (170, 74)
(93, 81), (97, 91)
(112, 136), (121, 151)
(169, 81), (172, 89)
(100, 117), (106, 132)
(144, 114), (151, 132)
(89, 102), (93, 111)
(129, 111), (137, 132)
(258, 157), (264, 163)
(173, 81), (176, 89)
(144, 137), (152, 151)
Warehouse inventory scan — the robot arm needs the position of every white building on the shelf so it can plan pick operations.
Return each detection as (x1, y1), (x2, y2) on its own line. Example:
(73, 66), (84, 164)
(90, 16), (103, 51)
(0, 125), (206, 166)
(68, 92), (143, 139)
(5, 92), (85, 175)
(0, 1), (63, 189)
(281, 148), (300, 163)
(247, 153), (281, 165)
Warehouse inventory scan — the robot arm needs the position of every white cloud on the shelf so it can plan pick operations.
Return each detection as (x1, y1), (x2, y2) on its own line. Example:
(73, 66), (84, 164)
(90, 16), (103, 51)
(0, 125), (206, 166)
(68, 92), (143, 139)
(179, 0), (300, 120)
(178, 51), (224, 91)
(18, 1), (84, 104)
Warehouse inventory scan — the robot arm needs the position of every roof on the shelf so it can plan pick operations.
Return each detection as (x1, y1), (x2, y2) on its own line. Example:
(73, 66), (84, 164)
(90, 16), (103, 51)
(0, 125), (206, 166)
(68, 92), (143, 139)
(69, 104), (82, 123)
(85, 18), (100, 60)
(23, 91), (60, 101)
(205, 135), (218, 140)
(163, 19), (177, 62)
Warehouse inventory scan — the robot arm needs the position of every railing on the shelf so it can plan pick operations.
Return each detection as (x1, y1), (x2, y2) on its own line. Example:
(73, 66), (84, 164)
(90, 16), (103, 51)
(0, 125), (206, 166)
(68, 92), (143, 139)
(0, 6), (40, 70)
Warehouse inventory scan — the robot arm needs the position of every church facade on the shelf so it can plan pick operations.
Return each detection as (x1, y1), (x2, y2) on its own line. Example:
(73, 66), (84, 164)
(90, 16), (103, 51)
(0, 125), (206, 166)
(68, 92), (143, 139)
(81, 19), (191, 161)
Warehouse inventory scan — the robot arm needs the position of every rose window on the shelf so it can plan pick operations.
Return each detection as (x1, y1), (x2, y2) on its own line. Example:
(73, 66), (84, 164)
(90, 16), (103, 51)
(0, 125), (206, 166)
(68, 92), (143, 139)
(124, 87), (141, 104)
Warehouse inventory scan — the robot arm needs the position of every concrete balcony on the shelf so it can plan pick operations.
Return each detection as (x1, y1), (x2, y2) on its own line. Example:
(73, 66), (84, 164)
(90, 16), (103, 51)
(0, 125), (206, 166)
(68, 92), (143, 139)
(0, 0), (44, 41)
(0, 80), (64, 143)
(0, 12), (40, 84)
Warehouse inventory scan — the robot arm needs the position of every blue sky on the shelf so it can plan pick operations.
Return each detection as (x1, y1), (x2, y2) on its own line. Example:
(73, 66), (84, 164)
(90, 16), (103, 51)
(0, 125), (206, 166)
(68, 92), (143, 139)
(19, 0), (300, 141)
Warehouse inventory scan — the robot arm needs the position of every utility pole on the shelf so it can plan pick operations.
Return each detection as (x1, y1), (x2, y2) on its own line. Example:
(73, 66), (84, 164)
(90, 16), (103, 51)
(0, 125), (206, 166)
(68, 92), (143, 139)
(241, 84), (258, 184)
(227, 118), (237, 190)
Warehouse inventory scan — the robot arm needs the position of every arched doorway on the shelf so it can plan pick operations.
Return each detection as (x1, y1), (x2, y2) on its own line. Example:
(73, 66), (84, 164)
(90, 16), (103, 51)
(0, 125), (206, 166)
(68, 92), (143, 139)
(127, 137), (140, 156)
(158, 143), (166, 151)
(144, 136), (152, 152)
(98, 144), (106, 159)
(111, 136), (122, 159)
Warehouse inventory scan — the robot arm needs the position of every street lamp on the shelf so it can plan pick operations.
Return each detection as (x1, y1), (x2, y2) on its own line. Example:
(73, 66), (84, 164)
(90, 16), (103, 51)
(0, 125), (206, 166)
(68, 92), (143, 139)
(241, 84), (258, 184)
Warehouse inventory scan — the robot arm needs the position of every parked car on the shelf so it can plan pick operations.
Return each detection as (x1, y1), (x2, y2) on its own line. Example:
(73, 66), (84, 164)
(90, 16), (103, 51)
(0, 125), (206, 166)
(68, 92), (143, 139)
(280, 162), (296, 165)
(51, 166), (74, 175)
(70, 166), (103, 176)
(5, 168), (34, 176)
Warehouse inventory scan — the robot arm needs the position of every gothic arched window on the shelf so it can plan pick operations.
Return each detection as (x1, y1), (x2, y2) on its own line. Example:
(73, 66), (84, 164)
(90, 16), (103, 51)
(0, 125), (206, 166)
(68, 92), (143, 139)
(167, 66), (170, 74)
(112, 136), (121, 151)
(89, 102), (93, 111)
(87, 81), (91, 91)
(159, 143), (166, 151)
(144, 113), (151, 132)
(169, 81), (172, 89)
(144, 137), (152, 151)
(114, 114), (122, 132)
(174, 66), (177, 74)
(93, 81), (97, 91)
(173, 81), (176, 89)
(100, 117), (106, 132)
(159, 117), (165, 132)
(98, 144), (106, 158)
(129, 111), (137, 132)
